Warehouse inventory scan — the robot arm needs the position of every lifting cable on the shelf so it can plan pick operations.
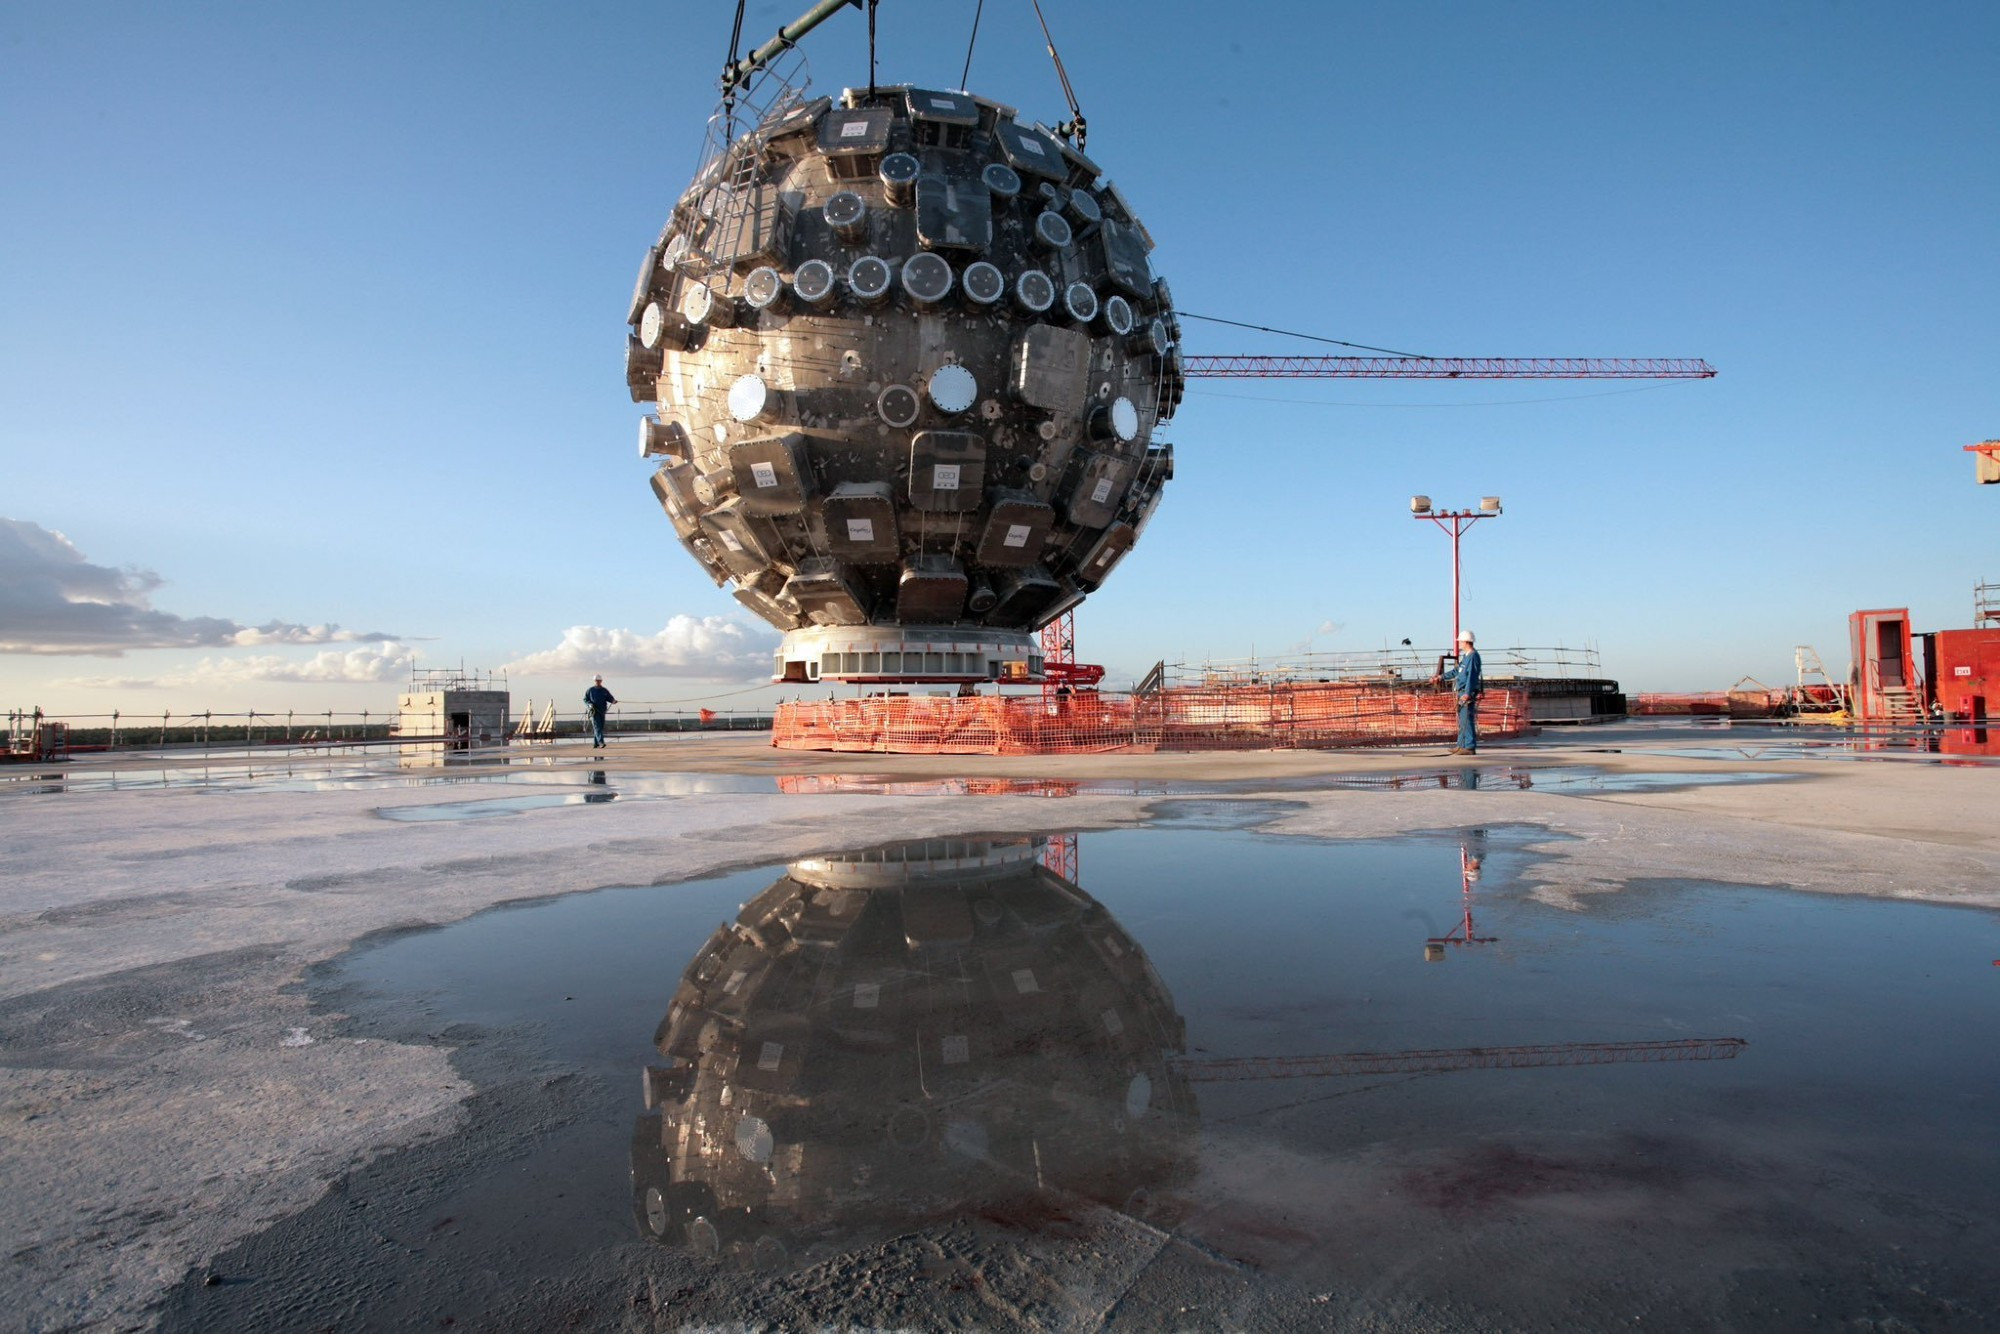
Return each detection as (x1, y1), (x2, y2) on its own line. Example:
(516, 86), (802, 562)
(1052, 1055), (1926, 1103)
(1178, 311), (1431, 359)
(867, 0), (880, 99)
(960, 0), (985, 91)
(721, 0), (748, 132)
(1029, 0), (1086, 148)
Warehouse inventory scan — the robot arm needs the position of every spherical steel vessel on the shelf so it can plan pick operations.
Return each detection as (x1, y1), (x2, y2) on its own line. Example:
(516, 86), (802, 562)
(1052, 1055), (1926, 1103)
(627, 84), (1182, 685)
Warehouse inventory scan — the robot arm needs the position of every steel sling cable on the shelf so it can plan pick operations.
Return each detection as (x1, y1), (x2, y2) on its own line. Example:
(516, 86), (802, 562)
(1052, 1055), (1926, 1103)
(961, 0), (985, 89)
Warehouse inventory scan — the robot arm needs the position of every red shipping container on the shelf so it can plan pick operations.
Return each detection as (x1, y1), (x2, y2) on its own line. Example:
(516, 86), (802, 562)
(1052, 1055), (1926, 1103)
(1930, 628), (2000, 723)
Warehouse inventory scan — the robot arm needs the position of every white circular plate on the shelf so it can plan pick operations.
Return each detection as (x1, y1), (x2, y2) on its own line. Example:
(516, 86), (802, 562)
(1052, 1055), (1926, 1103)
(928, 364), (977, 415)
(728, 374), (769, 422)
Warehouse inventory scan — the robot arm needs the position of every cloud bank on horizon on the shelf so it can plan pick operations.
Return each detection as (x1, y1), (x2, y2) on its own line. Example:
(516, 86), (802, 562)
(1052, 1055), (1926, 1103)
(503, 616), (778, 679)
(61, 642), (419, 691)
(1, 518), (399, 656)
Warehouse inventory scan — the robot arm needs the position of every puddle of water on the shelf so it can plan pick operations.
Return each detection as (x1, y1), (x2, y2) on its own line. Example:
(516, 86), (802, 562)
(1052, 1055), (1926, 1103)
(374, 772), (781, 820)
(295, 825), (2000, 1325)
(377, 791), (620, 821)
(778, 765), (1793, 797)
(14, 758), (1776, 811)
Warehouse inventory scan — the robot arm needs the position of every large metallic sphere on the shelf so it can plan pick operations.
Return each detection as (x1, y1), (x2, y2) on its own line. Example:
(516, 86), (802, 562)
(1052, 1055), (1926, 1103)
(627, 84), (1182, 684)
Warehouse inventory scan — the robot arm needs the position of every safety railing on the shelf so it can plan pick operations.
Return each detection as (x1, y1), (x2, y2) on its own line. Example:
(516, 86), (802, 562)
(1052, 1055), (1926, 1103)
(2, 705), (772, 760)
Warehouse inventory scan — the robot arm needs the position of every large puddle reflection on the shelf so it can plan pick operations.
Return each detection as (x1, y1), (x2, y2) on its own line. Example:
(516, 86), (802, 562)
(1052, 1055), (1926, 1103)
(300, 819), (2000, 1327)
(631, 837), (1198, 1270)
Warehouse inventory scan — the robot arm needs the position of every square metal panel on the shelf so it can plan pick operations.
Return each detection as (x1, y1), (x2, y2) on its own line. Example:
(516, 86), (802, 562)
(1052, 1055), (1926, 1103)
(1064, 452), (1132, 529)
(1053, 134), (1103, 186)
(709, 185), (793, 271)
(734, 586), (804, 630)
(820, 481), (900, 561)
(818, 107), (893, 156)
(1010, 324), (1091, 413)
(993, 122), (1065, 179)
(906, 88), (981, 126)
(1099, 220), (1154, 297)
(648, 465), (701, 538)
(729, 433), (812, 515)
(975, 492), (1055, 567)
(784, 558), (871, 627)
(909, 430), (986, 512)
(698, 501), (774, 579)
(896, 554), (969, 623)
(1076, 521), (1137, 589)
(987, 565), (1066, 629)
(762, 95), (830, 149)
(915, 172), (993, 252)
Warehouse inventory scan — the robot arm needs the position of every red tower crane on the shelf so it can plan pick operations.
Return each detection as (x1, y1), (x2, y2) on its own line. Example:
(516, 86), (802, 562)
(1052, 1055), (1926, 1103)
(1181, 356), (1715, 380)
(1039, 354), (1716, 686)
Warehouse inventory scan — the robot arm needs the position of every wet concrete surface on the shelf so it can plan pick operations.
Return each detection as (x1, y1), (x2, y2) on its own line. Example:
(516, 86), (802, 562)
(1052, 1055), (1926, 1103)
(4, 722), (2000, 1330)
(165, 825), (2000, 1329)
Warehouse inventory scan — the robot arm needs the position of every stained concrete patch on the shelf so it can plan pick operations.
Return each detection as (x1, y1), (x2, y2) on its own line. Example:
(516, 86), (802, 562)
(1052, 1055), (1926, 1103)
(0, 949), (466, 1331)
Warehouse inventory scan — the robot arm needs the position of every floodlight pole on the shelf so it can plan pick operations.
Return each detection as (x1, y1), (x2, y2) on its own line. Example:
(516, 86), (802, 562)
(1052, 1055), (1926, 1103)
(1410, 497), (1503, 646)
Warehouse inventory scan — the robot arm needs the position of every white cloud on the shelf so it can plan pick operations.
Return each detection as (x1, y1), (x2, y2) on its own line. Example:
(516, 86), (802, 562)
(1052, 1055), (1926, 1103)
(61, 643), (419, 690)
(0, 518), (398, 655)
(503, 616), (779, 679)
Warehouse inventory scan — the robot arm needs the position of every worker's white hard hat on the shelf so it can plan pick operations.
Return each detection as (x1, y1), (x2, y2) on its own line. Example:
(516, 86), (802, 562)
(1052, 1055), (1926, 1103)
(1456, 629), (1475, 644)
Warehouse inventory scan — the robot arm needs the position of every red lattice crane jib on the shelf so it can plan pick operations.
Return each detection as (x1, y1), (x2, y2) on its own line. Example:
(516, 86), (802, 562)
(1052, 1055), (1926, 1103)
(1182, 356), (1716, 380)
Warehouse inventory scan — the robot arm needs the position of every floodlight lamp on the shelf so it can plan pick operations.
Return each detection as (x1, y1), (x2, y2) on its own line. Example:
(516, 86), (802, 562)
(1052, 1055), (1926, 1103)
(1479, 496), (1502, 513)
(1410, 495), (1432, 514)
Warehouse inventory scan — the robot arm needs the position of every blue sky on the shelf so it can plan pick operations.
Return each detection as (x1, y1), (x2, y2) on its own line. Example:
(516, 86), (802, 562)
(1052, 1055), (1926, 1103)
(4, 1), (1996, 715)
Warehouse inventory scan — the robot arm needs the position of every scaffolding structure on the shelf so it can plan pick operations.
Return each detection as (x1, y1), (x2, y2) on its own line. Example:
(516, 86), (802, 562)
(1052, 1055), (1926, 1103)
(406, 666), (508, 694)
(1171, 644), (1603, 687)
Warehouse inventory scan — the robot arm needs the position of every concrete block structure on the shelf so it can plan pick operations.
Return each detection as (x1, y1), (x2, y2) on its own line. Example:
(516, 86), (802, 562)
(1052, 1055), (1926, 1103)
(392, 669), (510, 758)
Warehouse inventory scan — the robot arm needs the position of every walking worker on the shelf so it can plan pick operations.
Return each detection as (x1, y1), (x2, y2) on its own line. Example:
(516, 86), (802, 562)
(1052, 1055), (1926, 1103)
(1450, 630), (1483, 755)
(583, 675), (617, 749)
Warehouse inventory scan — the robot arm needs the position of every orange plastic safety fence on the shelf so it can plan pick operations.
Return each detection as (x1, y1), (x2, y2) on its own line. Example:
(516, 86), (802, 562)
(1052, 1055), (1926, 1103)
(772, 683), (1531, 755)
(1632, 690), (1786, 718)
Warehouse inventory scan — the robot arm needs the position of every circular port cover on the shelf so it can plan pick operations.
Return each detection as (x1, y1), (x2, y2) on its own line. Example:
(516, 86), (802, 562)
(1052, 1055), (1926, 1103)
(877, 383), (921, 427)
(1064, 282), (1099, 324)
(1033, 211), (1073, 250)
(901, 252), (954, 304)
(793, 259), (835, 304)
(728, 374), (770, 422)
(743, 267), (783, 309)
(680, 283), (713, 324)
(1015, 269), (1055, 313)
(1103, 294), (1135, 335)
(639, 300), (669, 349)
(981, 162), (1021, 198)
(927, 364), (978, 415)
(879, 152), (920, 192)
(823, 190), (866, 232)
(1110, 396), (1140, 442)
(848, 255), (892, 300)
(962, 260), (1005, 306)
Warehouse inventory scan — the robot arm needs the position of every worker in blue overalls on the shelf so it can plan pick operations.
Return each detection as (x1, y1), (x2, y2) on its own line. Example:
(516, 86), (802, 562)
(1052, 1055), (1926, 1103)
(1450, 629), (1483, 754)
(583, 675), (617, 749)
